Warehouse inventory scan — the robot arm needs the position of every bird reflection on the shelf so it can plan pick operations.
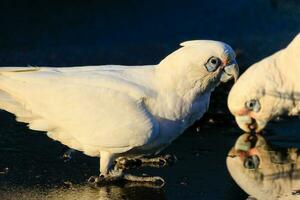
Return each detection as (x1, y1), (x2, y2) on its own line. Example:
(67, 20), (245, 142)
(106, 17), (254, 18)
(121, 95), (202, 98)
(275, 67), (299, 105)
(0, 183), (166, 200)
(227, 133), (300, 200)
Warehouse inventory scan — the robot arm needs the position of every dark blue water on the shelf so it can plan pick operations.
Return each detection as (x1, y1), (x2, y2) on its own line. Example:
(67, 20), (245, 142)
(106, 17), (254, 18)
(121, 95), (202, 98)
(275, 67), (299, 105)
(0, 0), (300, 199)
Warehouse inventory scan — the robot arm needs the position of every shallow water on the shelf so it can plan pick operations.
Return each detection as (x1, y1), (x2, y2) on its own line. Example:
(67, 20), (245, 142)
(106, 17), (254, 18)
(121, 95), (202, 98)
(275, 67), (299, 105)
(0, 113), (246, 200)
(1, 115), (300, 200)
(0, 0), (300, 199)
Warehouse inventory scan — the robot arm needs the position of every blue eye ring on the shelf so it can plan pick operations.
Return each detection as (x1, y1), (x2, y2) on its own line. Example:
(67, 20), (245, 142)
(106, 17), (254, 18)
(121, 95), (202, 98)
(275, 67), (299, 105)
(244, 155), (260, 169)
(245, 99), (261, 112)
(205, 56), (221, 72)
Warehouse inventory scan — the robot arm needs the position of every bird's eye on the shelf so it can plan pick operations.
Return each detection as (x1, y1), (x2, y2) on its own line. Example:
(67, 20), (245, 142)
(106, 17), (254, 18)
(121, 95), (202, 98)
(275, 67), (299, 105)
(205, 56), (221, 72)
(245, 99), (261, 112)
(244, 155), (260, 169)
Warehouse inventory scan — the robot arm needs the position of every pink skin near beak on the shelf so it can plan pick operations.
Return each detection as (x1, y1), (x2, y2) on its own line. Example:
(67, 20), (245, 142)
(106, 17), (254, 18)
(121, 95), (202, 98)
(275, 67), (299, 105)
(236, 109), (259, 120)
(221, 59), (228, 69)
(234, 109), (260, 132)
(236, 108), (250, 116)
(223, 59), (228, 65)
(238, 148), (259, 160)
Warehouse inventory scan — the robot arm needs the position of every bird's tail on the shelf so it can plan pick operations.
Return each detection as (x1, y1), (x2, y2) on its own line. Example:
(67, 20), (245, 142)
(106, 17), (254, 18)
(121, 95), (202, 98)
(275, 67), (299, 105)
(0, 67), (40, 122)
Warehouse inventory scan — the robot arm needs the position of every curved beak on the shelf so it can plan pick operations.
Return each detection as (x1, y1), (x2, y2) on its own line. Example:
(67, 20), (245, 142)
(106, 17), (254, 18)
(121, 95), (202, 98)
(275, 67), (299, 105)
(235, 115), (267, 133)
(220, 61), (239, 83)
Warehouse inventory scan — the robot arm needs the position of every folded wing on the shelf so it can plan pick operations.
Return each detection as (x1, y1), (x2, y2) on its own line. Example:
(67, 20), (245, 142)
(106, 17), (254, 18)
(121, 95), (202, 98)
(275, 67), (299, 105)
(0, 67), (159, 156)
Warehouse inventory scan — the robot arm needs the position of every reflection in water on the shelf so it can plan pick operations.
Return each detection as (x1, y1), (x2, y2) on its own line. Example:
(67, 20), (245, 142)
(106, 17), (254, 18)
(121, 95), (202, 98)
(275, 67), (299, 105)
(227, 133), (300, 200)
(0, 184), (166, 200)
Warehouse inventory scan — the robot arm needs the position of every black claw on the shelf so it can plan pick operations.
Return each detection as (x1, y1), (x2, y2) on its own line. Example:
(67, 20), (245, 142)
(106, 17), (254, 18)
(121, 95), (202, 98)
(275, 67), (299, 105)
(99, 174), (105, 180)
(88, 176), (97, 183)
(158, 159), (166, 166)
(154, 178), (165, 187)
(163, 154), (178, 165)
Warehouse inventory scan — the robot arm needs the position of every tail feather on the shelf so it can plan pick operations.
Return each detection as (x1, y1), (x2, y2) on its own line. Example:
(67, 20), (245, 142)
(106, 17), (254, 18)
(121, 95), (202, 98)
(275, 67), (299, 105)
(0, 89), (39, 123)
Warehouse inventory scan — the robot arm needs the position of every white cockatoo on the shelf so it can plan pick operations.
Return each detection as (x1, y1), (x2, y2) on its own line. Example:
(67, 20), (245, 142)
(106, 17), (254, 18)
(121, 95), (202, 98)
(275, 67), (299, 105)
(0, 40), (238, 183)
(227, 133), (300, 200)
(228, 33), (300, 132)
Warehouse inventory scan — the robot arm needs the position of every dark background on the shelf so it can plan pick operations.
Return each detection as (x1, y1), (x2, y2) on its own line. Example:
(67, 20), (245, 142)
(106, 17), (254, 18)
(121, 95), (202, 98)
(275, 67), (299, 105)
(0, 0), (299, 67)
(0, 0), (300, 199)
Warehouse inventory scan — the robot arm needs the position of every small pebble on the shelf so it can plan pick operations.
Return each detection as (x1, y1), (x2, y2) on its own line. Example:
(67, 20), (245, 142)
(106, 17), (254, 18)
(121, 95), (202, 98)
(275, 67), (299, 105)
(180, 177), (189, 186)
(0, 167), (9, 175)
(63, 181), (73, 188)
(208, 118), (215, 123)
(180, 181), (188, 186)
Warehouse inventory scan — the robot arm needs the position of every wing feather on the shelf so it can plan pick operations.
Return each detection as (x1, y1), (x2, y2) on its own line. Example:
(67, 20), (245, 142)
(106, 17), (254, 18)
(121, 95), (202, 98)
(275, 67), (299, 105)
(0, 66), (159, 156)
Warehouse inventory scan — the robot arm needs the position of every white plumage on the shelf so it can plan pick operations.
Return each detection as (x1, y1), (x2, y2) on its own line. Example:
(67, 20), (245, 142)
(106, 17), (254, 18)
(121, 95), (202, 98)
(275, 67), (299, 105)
(228, 33), (300, 132)
(0, 40), (238, 179)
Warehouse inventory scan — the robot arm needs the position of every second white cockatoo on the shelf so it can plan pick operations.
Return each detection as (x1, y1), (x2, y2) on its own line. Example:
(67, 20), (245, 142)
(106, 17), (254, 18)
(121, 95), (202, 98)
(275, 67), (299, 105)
(228, 33), (300, 132)
(0, 40), (238, 184)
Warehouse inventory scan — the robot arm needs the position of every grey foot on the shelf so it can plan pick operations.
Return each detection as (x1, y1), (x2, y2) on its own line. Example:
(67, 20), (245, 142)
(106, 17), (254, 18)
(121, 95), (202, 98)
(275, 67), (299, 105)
(142, 154), (177, 167)
(88, 170), (165, 187)
(115, 157), (142, 169)
(116, 154), (177, 169)
(88, 171), (123, 185)
(123, 174), (165, 187)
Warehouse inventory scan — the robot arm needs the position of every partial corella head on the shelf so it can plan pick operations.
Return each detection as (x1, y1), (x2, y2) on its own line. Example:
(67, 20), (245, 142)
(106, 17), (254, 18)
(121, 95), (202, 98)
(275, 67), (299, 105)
(228, 33), (300, 133)
(227, 133), (300, 200)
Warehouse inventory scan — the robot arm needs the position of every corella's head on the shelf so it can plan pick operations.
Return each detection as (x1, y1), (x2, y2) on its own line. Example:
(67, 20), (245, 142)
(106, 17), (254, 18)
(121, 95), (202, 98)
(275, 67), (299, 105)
(228, 33), (300, 132)
(227, 133), (299, 199)
(158, 40), (239, 94)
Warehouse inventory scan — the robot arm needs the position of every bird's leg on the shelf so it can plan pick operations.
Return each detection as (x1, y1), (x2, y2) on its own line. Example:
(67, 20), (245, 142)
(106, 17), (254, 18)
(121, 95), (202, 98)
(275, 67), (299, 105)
(88, 152), (165, 187)
(116, 154), (177, 169)
(88, 151), (123, 184)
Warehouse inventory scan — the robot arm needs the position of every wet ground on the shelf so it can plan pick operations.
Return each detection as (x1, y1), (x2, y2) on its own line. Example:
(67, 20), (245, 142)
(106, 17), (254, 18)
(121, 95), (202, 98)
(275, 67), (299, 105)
(1, 113), (300, 200)
(0, 0), (300, 200)
(0, 112), (247, 200)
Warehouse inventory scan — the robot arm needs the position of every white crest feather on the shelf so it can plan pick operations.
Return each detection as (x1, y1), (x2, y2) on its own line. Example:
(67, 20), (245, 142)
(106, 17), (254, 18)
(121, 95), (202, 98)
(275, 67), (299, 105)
(180, 40), (203, 47)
